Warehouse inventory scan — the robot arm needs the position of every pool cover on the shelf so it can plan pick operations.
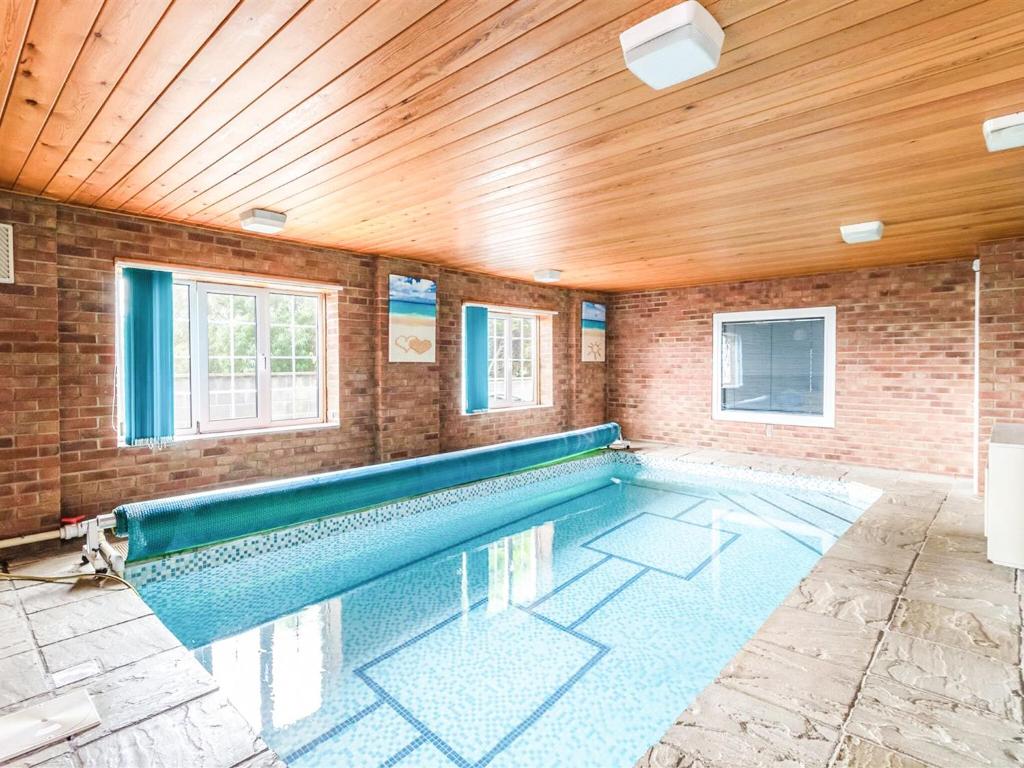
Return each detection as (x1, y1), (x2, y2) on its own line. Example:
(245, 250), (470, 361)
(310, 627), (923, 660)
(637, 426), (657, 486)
(114, 423), (621, 562)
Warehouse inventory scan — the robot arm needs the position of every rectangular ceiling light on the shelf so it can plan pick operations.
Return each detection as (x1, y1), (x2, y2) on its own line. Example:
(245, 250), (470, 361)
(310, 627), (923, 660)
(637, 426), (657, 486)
(240, 209), (287, 234)
(840, 221), (884, 244)
(983, 112), (1024, 152)
(620, 1), (725, 90)
(533, 269), (562, 283)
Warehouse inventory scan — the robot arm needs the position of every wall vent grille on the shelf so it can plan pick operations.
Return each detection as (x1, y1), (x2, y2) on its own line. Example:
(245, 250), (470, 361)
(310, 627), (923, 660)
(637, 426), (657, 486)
(0, 224), (12, 284)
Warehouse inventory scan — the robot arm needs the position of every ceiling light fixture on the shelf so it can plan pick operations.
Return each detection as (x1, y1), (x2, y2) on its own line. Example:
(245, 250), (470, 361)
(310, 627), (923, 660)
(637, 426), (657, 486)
(240, 209), (287, 234)
(839, 221), (884, 244)
(983, 112), (1024, 152)
(620, 1), (725, 90)
(533, 269), (562, 283)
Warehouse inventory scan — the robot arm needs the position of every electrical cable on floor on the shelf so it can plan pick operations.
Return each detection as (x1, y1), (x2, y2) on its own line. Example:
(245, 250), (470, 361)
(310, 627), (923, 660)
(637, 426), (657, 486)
(0, 571), (137, 594)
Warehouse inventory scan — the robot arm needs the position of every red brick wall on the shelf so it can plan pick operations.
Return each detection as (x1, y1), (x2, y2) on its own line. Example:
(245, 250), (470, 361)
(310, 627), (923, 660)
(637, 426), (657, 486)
(0, 195), (60, 537)
(374, 265), (610, 458)
(978, 237), (1024, 481)
(0, 192), (608, 536)
(437, 272), (607, 451)
(0, 187), (999, 542)
(607, 261), (976, 476)
(55, 204), (378, 519)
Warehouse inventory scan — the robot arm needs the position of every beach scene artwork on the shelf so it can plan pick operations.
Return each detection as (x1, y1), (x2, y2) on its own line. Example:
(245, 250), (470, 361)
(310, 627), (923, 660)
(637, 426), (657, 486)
(389, 274), (437, 362)
(582, 301), (606, 362)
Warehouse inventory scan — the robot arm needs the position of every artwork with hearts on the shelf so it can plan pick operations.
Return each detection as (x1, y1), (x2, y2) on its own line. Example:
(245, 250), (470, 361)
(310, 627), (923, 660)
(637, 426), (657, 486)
(389, 274), (437, 362)
(582, 301), (606, 362)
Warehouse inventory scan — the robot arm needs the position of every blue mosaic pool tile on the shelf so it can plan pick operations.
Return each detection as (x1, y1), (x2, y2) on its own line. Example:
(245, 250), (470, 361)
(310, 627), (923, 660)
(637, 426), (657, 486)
(530, 557), (644, 628)
(387, 739), (459, 768)
(288, 699), (420, 768)
(583, 514), (739, 580)
(612, 452), (875, 498)
(683, 511), (820, 635)
(754, 490), (851, 538)
(720, 492), (835, 554)
(788, 489), (861, 524)
(357, 601), (604, 766)
(380, 736), (430, 767)
(492, 570), (743, 768)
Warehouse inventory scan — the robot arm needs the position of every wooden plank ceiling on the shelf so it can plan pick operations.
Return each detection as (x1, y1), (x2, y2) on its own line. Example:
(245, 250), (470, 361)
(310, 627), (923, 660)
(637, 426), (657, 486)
(1, 0), (1022, 291)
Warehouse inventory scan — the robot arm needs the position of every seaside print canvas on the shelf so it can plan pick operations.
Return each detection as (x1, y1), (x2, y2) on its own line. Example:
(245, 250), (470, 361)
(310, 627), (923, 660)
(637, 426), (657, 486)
(582, 301), (606, 362)
(389, 275), (437, 362)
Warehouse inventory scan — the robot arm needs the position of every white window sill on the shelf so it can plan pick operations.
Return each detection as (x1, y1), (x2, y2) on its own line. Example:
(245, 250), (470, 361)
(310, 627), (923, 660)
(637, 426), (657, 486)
(712, 410), (835, 429)
(120, 420), (340, 447)
(467, 403), (554, 416)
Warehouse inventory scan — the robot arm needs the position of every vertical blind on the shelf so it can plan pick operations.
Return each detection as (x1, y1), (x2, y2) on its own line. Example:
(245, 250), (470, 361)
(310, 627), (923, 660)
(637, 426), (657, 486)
(463, 305), (489, 414)
(122, 267), (176, 445)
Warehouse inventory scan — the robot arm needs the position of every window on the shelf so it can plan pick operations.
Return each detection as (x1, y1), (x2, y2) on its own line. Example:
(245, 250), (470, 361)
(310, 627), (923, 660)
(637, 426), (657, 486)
(712, 307), (836, 428)
(184, 282), (324, 434)
(463, 303), (553, 415)
(488, 312), (539, 408)
(120, 267), (328, 440)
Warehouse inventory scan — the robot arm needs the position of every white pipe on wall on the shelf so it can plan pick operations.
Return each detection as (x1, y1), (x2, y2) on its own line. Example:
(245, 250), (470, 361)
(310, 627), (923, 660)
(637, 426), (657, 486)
(974, 257), (981, 496)
(0, 529), (62, 550)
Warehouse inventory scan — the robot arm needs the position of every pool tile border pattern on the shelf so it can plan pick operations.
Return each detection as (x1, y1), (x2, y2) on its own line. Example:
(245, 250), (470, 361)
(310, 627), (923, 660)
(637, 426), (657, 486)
(1, 445), (1020, 768)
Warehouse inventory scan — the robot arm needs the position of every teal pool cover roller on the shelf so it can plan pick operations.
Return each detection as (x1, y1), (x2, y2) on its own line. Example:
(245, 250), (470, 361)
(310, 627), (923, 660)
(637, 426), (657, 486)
(115, 423), (621, 563)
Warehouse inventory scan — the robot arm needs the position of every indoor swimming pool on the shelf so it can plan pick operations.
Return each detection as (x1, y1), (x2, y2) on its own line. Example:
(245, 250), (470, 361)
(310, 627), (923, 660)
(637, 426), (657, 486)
(131, 454), (879, 767)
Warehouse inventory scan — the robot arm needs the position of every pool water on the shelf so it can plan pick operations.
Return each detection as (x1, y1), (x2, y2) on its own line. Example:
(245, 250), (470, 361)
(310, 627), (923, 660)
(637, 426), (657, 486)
(135, 457), (875, 768)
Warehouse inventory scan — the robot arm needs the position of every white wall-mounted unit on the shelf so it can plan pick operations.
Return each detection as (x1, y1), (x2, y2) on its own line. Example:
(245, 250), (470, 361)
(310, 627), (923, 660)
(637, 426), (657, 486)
(984, 423), (1024, 569)
(839, 220), (884, 244)
(620, 1), (725, 90)
(240, 209), (287, 234)
(0, 223), (12, 283)
(983, 112), (1024, 152)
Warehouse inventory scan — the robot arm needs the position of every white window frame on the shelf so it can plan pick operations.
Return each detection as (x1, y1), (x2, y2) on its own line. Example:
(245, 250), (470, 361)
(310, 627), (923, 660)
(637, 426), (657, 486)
(190, 282), (326, 434)
(173, 281), (199, 436)
(711, 306), (836, 429)
(194, 282), (265, 433)
(487, 310), (540, 410)
(116, 263), (329, 443)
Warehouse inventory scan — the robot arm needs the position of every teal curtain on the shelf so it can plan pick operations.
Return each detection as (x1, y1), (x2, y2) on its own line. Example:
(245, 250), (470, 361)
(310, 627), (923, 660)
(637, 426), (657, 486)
(464, 305), (489, 414)
(123, 267), (175, 446)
